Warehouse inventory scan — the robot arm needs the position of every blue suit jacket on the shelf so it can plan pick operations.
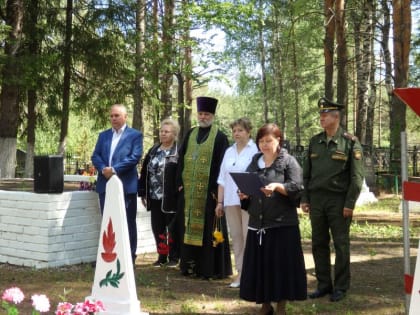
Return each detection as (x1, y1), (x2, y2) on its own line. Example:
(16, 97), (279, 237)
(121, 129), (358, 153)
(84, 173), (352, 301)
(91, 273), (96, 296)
(91, 126), (143, 195)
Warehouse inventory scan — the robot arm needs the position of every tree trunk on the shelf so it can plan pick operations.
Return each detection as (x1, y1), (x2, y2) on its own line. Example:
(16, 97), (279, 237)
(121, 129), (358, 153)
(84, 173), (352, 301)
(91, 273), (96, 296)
(161, 0), (175, 119)
(353, 15), (362, 138)
(176, 71), (185, 140)
(379, 0), (393, 99)
(366, 53), (376, 148)
(133, 0), (146, 132)
(57, 0), (73, 156)
(378, 0), (392, 149)
(0, 0), (24, 178)
(323, 0), (335, 100)
(25, 90), (37, 178)
(335, 0), (348, 128)
(272, 10), (285, 136)
(258, 0), (268, 123)
(183, 44), (192, 139)
(179, 0), (192, 140)
(291, 37), (301, 146)
(390, 0), (410, 161)
(151, 0), (160, 141)
(354, 0), (374, 144)
(24, 0), (41, 178)
(366, 1), (377, 148)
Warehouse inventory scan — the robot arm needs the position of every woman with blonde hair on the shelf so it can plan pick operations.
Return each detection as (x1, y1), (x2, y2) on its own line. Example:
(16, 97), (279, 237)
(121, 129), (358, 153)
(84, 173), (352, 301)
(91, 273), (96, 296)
(138, 118), (181, 267)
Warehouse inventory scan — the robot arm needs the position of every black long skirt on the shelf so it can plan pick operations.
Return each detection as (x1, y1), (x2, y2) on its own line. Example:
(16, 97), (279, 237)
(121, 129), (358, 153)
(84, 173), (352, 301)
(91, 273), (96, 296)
(240, 225), (307, 303)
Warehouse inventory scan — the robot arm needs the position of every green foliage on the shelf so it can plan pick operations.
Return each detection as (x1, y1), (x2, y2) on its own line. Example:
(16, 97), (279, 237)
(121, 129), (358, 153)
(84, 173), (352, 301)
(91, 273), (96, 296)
(407, 26), (420, 144)
(351, 221), (402, 240)
(3, 0), (419, 173)
(298, 213), (312, 239)
(66, 112), (100, 163)
(407, 105), (420, 143)
(33, 120), (60, 155)
(135, 267), (155, 287)
(57, 288), (73, 303)
(19, 110), (100, 158)
(410, 23), (420, 85)
(355, 197), (400, 212)
(212, 0), (327, 143)
(180, 299), (201, 313)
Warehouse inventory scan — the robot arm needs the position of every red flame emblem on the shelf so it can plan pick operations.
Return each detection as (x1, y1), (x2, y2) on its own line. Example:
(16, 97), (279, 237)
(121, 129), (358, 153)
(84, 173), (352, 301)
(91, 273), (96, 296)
(101, 218), (117, 262)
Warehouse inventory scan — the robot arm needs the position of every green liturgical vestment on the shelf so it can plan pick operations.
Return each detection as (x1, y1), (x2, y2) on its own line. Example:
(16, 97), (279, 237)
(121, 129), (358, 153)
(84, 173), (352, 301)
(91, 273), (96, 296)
(182, 126), (218, 246)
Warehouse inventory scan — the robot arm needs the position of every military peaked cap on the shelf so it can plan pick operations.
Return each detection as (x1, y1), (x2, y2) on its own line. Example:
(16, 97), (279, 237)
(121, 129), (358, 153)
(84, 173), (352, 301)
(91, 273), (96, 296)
(318, 97), (345, 113)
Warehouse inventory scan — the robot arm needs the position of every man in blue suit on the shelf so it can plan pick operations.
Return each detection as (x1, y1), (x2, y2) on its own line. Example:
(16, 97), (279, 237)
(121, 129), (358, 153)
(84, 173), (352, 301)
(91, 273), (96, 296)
(91, 104), (143, 264)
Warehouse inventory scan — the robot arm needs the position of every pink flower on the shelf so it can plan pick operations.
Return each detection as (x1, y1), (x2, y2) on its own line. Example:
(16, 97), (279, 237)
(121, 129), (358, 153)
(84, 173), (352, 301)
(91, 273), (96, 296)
(72, 302), (85, 314)
(87, 299), (105, 313)
(2, 287), (25, 304)
(84, 300), (98, 313)
(56, 302), (74, 315)
(1, 287), (104, 315)
(31, 294), (50, 313)
(66, 299), (105, 315)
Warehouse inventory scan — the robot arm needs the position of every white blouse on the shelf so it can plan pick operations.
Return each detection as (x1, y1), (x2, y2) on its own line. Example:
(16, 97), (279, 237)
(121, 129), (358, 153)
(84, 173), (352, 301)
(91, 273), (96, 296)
(217, 139), (259, 206)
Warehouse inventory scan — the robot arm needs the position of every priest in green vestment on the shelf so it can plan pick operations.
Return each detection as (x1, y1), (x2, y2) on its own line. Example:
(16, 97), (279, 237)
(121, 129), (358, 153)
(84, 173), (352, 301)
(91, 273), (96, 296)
(176, 96), (233, 279)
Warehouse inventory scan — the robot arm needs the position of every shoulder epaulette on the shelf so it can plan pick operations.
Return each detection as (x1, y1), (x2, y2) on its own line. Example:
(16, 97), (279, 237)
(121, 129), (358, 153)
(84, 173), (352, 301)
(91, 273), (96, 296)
(343, 132), (358, 142)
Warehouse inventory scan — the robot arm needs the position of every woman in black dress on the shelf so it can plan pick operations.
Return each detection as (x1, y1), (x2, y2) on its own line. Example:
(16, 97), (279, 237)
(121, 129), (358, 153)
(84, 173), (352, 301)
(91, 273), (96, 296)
(239, 123), (307, 315)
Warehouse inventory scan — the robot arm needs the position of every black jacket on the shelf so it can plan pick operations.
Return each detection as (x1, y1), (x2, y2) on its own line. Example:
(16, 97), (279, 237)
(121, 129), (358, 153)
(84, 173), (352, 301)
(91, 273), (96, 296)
(245, 149), (303, 229)
(138, 143), (179, 213)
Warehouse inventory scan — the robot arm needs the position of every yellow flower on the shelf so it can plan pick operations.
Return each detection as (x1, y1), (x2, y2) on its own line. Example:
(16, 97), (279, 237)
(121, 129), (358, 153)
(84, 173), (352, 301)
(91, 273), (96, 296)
(213, 230), (224, 246)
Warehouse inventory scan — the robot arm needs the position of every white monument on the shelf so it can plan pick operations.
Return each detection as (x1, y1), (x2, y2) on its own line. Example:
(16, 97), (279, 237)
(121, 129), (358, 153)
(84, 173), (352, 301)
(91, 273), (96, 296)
(356, 179), (378, 206)
(87, 175), (148, 315)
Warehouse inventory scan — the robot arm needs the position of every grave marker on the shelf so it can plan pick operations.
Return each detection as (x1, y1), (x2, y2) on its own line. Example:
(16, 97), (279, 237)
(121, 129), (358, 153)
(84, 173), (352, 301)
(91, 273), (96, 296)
(87, 175), (148, 315)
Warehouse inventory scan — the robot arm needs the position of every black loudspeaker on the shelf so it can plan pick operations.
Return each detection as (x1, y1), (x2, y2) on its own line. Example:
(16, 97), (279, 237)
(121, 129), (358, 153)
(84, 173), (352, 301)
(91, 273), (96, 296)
(34, 155), (64, 193)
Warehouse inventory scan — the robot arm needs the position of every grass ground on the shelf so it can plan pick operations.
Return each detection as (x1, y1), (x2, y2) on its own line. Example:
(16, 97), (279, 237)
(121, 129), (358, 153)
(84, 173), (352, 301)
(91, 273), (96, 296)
(1, 195), (419, 314)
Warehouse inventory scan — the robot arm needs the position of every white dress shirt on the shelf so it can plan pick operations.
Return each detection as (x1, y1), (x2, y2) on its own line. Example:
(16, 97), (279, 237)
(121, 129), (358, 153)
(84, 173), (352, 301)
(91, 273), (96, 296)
(109, 124), (127, 166)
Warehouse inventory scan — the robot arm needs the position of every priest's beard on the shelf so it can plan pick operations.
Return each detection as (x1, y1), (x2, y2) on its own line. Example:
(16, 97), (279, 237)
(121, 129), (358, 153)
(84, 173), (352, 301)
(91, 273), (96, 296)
(198, 118), (214, 128)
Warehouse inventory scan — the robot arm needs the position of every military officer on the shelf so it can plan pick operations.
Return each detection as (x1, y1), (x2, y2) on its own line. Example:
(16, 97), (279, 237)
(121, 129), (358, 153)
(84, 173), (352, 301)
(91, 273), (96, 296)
(301, 97), (364, 302)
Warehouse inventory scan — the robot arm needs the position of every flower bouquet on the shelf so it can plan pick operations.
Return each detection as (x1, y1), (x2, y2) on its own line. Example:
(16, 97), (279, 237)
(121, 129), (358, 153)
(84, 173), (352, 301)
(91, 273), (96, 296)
(212, 216), (224, 247)
(55, 300), (105, 315)
(157, 227), (173, 256)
